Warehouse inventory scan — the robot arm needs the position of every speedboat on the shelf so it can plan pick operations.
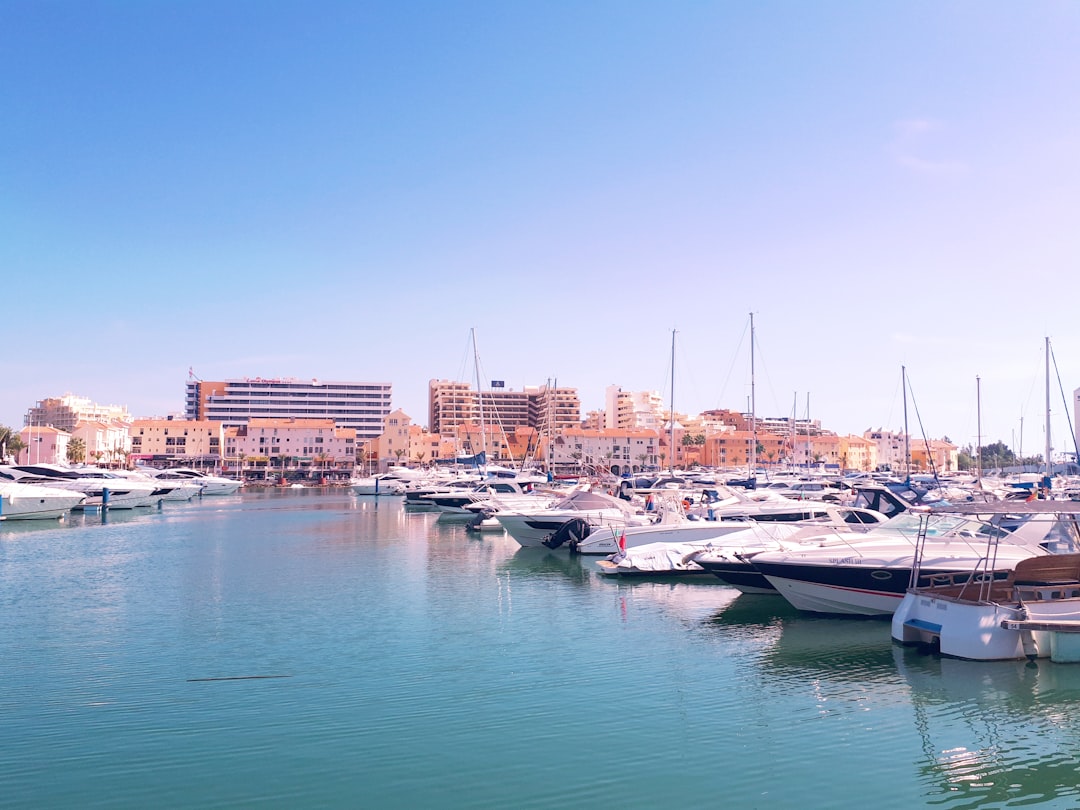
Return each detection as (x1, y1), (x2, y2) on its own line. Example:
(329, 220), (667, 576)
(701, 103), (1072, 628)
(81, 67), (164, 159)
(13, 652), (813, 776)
(426, 477), (551, 515)
(144, 467), (243, 495)
(495, 489), (654, 549)
(597, 501), (895, 579)
(0, 480), (87, 519)
(350, 474), (406, 496)
(749, 506), (1057, 616)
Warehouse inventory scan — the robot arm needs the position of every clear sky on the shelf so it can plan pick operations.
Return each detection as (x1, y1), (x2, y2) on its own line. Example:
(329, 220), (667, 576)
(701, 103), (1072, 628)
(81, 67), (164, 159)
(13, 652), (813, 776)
(4, 1), (1080, 457)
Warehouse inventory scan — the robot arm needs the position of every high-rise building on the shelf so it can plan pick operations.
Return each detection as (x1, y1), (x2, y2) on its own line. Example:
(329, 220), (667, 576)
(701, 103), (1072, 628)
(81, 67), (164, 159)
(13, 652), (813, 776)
(25, 394), (131, 431)
(185, 377), (392, 440)
(604, 385), (664, 430)
(428, 380), (580, 435)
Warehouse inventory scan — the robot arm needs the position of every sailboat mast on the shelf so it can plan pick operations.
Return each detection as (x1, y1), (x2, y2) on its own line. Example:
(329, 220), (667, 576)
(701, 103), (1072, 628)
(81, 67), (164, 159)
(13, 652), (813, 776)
(1045, 335), (1052, 486)
(669, 328), (676, 474)
(902, 366), (910, 483)
(749, 313), (757, 476)
(472, 328), (486, 462)
(976, 375), (982, 485)
(805, 392), (811, 471)
(790, 392), (796, 472)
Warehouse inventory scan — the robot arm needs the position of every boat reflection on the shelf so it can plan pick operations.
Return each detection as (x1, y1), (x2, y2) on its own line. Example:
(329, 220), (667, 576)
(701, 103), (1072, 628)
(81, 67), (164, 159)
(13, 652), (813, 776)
(895, 646), (1080, 807)
(500, 547), (593, 584)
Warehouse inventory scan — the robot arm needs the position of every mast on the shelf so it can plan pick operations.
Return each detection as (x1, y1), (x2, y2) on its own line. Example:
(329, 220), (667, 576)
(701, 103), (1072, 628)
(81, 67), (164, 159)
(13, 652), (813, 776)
(902, 366), (910, 484)
(1045, 335), (1052, 490)
(472, 328), (486, 467)
(749, 313), (757, 478)
(669, 328), (676, 474)
(805, 392), (811, 472)
(976, 375), (982, 485)
(790, 392), (797, 472)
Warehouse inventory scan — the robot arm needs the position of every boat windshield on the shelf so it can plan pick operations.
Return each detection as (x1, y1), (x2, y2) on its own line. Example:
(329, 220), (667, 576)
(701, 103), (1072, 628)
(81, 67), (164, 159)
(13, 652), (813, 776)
(882, 512), (1007, 539)
(551, 490), (623, 511)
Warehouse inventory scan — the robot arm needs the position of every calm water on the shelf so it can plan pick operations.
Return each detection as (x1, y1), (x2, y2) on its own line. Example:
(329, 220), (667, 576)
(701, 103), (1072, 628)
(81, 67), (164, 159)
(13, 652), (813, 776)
(3, 490), (1080, 809)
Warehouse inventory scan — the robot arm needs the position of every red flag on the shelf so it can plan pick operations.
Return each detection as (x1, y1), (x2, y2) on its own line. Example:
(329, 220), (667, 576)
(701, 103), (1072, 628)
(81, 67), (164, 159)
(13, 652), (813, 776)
(618, 530), (626, 551)
(1026, 490), (1038, 502)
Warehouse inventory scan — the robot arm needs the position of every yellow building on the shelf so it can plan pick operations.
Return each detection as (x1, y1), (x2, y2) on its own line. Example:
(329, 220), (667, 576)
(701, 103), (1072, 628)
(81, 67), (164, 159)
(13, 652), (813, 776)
(130, 418), (223, 463)
(702, 430), (787, 470)
(839, 434), (877, 472)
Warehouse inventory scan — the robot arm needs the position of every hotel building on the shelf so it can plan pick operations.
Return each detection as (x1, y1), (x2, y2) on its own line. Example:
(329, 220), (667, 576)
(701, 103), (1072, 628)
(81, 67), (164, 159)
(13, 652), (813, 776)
(185, 377), (392, 440)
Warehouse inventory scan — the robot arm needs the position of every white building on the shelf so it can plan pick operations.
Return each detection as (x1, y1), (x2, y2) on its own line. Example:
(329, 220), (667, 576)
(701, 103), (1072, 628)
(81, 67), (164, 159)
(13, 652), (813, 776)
(864, 428), (909, 472)
(186, 377), (392, 440)
(72, 420), (132, 467)
(26, 394), (131, 432)
(224, 418), (357, 477)
(553, 427), (660, 475)
(604, 386), (665, 431)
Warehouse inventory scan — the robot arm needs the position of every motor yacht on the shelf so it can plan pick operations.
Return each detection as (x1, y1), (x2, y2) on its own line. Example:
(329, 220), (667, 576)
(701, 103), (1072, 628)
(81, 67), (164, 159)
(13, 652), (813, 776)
(495, 489), (654, 549)
(749, 507), (1057, 616)
(143, 467), (243, 495)
(0, 479), (87, 520)
(0, 464), (161, 509)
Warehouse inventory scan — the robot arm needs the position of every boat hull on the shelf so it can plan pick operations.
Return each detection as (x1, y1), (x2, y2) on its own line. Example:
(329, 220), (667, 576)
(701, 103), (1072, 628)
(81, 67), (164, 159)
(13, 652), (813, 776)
(694, 557), (777, 594)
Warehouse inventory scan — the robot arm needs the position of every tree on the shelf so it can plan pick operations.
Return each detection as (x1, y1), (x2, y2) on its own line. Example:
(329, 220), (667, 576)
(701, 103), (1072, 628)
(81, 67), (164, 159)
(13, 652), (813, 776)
(0, 425), (23, 462)
(67, 438), (86, 464)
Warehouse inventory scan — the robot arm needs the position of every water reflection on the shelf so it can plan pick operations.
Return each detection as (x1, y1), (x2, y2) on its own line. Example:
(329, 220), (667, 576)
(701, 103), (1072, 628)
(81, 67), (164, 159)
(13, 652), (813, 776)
(896, 648), (1080, 807)
(500, 547), (592, 584)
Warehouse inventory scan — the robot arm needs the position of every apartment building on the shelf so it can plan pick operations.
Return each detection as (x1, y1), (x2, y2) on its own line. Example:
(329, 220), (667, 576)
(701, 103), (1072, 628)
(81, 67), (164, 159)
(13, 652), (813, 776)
(25, 394), (131, 432)
(185, 377), (391, 439)
(428, 380), (580, 435)
(552, 427), (660, 475)
(129, 418), (224, 463)
(604, 386), (665, 430)
(224, 418), (356, 477)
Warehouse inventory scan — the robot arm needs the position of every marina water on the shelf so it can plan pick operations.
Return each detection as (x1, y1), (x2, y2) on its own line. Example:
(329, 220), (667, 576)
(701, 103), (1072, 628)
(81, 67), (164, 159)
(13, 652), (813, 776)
(3, 490), (1080, 809)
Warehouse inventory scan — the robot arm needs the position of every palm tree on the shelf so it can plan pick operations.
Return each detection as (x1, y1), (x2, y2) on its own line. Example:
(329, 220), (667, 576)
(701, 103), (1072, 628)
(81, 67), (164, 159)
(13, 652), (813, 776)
(0, 425), (21, 462)
(67, 437), (86, 464)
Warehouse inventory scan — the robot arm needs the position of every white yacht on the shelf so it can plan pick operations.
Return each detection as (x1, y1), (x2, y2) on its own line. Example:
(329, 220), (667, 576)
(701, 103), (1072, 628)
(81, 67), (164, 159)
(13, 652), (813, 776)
(0, 479), (87, 520)
(349, 474), (406, 496)
(144, 467), (243, 495)
(0, 464), (161, 509)
(748, 507), (1057, 616)
(100, 468), (203, 501)
(596, 503), (896, 577)
(495, 489), (654, 549)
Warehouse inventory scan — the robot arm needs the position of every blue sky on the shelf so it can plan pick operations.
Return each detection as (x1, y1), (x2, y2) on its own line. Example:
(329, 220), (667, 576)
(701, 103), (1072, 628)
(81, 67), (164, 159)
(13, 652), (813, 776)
(4, 1), (1080, 456)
